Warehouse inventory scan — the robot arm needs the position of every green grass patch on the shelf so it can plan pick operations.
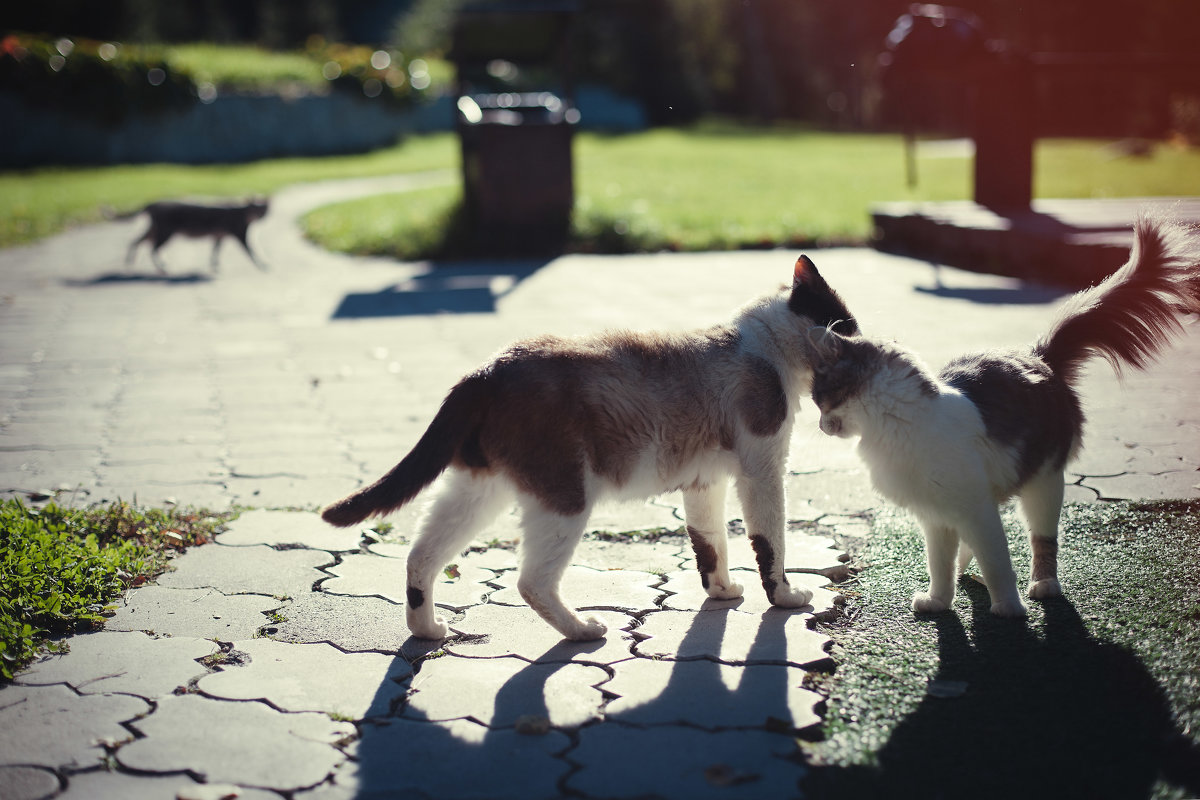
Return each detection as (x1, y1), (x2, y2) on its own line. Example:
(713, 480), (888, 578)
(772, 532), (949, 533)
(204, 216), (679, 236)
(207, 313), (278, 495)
(302, 183), (464, 261)
(0, 133), (457, 246)
(0, 499), (232, 679)
(301, 127), (1200, 260)
(803, 500), (1200, 799)
(159, 43), (327, 91)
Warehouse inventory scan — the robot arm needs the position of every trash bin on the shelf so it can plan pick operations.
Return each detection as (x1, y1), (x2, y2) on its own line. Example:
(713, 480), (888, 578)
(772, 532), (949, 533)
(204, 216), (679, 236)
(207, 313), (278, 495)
(450, 2), (578, 254)
(456, 91), (577, 253)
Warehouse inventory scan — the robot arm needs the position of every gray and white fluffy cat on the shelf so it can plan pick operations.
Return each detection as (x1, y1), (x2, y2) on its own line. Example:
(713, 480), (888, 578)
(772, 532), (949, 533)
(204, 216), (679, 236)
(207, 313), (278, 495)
(807, 216), (1200, 617)
(322, 256), (858, 641)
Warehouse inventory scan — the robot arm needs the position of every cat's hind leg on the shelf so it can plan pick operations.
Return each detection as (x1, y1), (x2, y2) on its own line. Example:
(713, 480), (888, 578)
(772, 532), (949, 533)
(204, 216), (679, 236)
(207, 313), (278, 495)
(957, 543), (974, 575)
(1019, 467), (1066, 601)
(517, 498), (606, 641)
(912, 521), (959, 614)
(126, 229), (150, 266)
(406, 469), (513, 639)
(148, 230), (172, 274)
(682, 480), (743, 600)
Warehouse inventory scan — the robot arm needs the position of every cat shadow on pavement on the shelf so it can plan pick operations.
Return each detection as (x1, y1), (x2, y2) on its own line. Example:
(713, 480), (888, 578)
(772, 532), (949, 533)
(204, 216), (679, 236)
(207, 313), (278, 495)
(346, 603), (815, 798)
(914, 266), (1066, 305)
(65, 271), (214, 287)
(804, 578), (1200, 798)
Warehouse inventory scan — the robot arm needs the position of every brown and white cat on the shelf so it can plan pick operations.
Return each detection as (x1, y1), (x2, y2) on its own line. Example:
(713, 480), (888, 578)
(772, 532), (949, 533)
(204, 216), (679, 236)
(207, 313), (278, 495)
(807, 216), (1200, 617)
(126, 198), (269, 272)
(322, 256), (859, 641)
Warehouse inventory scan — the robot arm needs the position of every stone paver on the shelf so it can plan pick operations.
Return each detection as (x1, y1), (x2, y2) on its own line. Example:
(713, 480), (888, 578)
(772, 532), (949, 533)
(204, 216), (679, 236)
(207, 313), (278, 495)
(104, 585), (281, 640)
(568, 725), (805, 800)
(217, 509), (362, 552)
(0, 765), (60, 800)
(489, 565), (664, 612)
(447, 605), (638, 664)
(3, 177), (1197, 799)
(659, 570), (840, 615)
(156, 541), (332, 598)
(605, 658), (824, 731)
(14, 631), (215, 698)
(116, 694), (353, 792)
(634, 609), (833, 668)
(57, 772), (280, 800)
(401, 655), (608, 728)
(324, 551), (496, 610)
(268, 591), (417, 655)
(0, 684), (149, 770)
(571, 535), (688, 573)
(297, 718), (572, 800)
(197, 638), (411, 718)
(720, 530), (847, 574)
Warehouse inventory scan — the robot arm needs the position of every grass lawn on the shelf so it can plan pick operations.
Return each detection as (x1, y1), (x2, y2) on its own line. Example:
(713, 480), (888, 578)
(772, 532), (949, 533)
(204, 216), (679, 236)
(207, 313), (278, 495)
(803, 500), (1200, 799)
(302, 126), (1200, 259)
(6, 124), (1199, 255)
(0, 132), (458, 247)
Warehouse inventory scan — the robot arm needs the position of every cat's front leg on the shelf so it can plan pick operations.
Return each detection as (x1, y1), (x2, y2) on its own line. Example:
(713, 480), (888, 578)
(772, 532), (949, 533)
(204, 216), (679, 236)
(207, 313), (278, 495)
(736, 471), (812, 609)
(959, 505), (1027, 617)
(682, 481), (743, 600)
(912, 522), (958, 614)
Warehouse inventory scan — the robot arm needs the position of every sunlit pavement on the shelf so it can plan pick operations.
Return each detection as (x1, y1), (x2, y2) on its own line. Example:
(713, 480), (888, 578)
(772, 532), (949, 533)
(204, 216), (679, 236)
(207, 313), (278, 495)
(1, 179), (1197, 798)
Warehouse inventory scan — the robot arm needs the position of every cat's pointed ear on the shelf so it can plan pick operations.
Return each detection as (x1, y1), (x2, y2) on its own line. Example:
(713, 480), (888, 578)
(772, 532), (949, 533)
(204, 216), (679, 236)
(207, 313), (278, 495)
(806, 325), (843, 366)
(793, 255), (825, 289)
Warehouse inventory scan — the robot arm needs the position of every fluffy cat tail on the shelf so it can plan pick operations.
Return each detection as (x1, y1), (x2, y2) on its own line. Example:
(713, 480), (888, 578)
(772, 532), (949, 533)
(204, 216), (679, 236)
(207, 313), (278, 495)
(321, 374), (490, 527)
(1035, 214), (1200, 386)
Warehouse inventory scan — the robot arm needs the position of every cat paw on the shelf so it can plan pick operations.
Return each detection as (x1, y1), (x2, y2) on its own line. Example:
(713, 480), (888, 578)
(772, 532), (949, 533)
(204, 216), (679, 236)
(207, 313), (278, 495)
(563, 616), (608, 642)
(1027, 578), (1062, 601)
(706, 581), (745, 601)
(911, 592), (951, 614)
(772, 584), (814, 609)
(407, 616), (449, 641)
(989, 598), (1029, 618)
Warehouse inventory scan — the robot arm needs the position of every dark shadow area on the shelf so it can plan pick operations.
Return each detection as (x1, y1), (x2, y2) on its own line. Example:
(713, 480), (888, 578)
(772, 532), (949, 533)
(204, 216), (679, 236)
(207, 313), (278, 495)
(873, 203), (1139, 289)
(344, 600), (819, 798)
(64, 271), (214, 287)
(331, 261), (549, 319)
(914, 276), (1066, 305)
(804, 579), (1200, 798)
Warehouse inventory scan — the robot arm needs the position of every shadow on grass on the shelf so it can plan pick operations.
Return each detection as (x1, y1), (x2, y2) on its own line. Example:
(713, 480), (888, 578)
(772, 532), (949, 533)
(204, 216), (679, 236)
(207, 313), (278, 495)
(808, 582), (1200, 797)
(804, 501), (1200, 799)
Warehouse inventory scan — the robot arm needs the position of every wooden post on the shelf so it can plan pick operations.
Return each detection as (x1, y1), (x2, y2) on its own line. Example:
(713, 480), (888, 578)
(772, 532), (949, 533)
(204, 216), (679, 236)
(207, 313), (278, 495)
(972, 53), (1034, 211)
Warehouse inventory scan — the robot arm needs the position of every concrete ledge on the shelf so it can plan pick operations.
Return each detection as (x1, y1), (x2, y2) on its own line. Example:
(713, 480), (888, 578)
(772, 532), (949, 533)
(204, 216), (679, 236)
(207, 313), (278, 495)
(871, 197), (1200, 288)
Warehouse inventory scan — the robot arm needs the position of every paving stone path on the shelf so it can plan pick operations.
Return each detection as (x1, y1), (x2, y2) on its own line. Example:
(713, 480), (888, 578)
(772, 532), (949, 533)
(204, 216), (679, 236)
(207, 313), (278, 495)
(1, 176), (1197, 799)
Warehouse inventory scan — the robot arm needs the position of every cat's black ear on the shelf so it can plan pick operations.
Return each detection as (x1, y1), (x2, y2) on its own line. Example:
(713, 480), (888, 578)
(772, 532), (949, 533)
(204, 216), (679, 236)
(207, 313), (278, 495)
(806, 325), (843, 366)
(793, 255), (825, 289)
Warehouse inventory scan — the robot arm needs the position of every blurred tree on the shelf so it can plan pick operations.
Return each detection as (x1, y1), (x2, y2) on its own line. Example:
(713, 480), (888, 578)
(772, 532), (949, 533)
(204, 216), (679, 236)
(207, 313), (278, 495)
(391, 0), (462, 57)
(4, 0), (1194, 135)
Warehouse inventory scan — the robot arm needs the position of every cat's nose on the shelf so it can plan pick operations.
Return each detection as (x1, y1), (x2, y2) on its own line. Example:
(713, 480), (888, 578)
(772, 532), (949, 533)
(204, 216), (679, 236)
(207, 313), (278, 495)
(819, 415), (841, 436)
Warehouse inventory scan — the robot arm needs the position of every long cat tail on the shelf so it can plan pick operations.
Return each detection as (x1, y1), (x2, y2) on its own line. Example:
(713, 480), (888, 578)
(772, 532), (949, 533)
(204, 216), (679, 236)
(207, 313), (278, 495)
(320, 373), (490, 527)
(1035, 214), (1200, 387)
